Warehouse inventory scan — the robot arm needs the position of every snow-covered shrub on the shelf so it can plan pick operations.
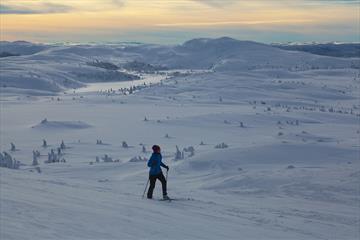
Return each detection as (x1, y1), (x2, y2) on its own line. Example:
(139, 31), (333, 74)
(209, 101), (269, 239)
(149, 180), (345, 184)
(96, 139), (103, 145)
(278, 132), (284, 136)
(183, 146), (195, 157)
(239, 122), (244, 128)
(10, 142), (16, 151)
(214, 143), (228, 149)
(144, 116), (148, 121)
(122, 141), (129, 148)
(200, 141), (205, 146)
(174, 146), (184, 160)
(0, 152), (20, 169)
(102, 154), (113, 162)
(129, 156), (147, 162)
(60, 140), (66, 150)
(287, 165), (295, 169)
(35, 166), (41, 173)
(13, 158), (20, 169)
(46, 149), (57, 163)
(165, 133), (170, 138)
(0, 152), (5, 167)
(32, 150), (39, 166)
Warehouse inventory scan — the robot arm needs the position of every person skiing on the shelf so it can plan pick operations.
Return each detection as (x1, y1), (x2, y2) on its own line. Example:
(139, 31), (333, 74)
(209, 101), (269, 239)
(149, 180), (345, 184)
(147, 145), (170, 200)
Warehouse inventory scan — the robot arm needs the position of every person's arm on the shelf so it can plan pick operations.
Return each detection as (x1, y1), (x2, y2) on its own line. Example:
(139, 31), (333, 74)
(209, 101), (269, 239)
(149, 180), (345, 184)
(147, 155), (154, 167)
(160, 161), (169, 170)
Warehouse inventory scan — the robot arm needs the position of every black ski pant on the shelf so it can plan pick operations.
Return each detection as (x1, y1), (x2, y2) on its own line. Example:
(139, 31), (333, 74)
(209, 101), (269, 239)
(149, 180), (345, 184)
(147, 172), (167, 198)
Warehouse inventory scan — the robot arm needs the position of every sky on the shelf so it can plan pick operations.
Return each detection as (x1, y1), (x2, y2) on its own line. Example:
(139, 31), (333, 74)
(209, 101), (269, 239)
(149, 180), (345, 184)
(0, 0), (359, 44)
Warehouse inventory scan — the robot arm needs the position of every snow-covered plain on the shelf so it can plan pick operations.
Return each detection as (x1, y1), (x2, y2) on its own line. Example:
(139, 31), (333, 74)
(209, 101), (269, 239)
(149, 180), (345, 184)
(0, 38), (359, 240)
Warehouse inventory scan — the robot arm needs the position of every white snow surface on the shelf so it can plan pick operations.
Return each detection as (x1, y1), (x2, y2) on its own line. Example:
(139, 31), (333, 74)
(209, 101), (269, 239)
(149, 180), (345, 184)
(0, 37), (359, 240)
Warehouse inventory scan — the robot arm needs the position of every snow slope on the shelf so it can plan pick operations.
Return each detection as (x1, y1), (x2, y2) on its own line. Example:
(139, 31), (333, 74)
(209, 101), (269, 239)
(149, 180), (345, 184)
(0, 37), (359, 240)
(1, 38), (358, 94)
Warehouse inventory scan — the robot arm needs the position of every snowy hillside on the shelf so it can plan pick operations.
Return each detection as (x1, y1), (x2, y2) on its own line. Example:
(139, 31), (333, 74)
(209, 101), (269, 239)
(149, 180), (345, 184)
(0, 41), (51, 56)
(1, 38), (358, 94)
(273, 42), (360, 58)
(1, 37), (359, 240)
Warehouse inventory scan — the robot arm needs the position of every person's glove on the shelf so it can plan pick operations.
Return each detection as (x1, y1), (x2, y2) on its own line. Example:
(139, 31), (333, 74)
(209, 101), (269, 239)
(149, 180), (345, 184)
(165, 165), (169, 171)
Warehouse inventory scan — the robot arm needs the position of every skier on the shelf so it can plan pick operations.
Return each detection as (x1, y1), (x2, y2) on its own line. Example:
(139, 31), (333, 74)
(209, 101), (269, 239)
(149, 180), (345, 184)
(147, 145), (170, 200)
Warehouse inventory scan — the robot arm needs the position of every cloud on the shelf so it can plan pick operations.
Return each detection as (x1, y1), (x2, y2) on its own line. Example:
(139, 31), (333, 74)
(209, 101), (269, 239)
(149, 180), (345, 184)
(191, 0), (359, 8)
(0, 0), (125, 14)
(111, 0), (125, 7)
(190, 0), (238, 8)
(0, 3), (73, 14)
(155, 19), (314, 27)
(308, 0), (359, 4)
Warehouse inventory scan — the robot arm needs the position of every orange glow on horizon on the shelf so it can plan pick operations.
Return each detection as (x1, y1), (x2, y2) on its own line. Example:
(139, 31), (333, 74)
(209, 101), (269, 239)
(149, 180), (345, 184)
(0, 0), (358, 43)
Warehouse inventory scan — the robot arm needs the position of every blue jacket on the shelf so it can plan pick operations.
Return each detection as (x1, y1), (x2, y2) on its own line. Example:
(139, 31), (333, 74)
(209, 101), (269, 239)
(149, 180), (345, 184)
(147, 153), (167, 176)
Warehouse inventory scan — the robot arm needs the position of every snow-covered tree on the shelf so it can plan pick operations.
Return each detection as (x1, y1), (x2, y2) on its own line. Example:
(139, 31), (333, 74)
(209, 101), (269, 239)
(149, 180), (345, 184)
(32, 150), (39, 166)
(0, 152), (5, 167)
(42, 139), (47, 148)
(10, 142), (16, 151)
(129, 156), (146, 162)
(3, 152), (13, 168)
(175, 146), (184, 160)
(142, 145), (146, 153)
(184, 146), (195, 157)
(122, 141), (129, 148)
(103, 154), (113, 162)
(46, 149), (58, 163)
(60, 140), (66, 150)
(0, 152), (20, 169)
(13, 158), (20, 169)
(214, 143), (228, 149)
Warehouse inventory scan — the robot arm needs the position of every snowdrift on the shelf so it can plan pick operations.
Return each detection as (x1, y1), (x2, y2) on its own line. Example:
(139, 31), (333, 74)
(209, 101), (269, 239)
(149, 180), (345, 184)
(32, 119), (92, 130)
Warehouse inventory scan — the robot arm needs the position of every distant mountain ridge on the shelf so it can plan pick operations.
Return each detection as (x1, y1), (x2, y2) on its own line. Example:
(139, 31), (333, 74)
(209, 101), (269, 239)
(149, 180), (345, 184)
(273, 42), (360, 58)
(0, 37), (359, 94)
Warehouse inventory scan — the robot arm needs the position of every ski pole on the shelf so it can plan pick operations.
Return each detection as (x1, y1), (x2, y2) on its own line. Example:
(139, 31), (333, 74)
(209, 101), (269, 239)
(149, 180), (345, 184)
(142, 179), (150, 199)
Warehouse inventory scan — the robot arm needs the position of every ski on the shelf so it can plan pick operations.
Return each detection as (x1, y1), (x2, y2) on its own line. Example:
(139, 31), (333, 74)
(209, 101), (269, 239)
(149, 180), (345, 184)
(158, 197), (194, 202)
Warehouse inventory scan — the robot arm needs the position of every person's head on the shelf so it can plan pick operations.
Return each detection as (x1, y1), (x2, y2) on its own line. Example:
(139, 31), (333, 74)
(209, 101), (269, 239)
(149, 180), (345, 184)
(152, 145), (161, 153)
